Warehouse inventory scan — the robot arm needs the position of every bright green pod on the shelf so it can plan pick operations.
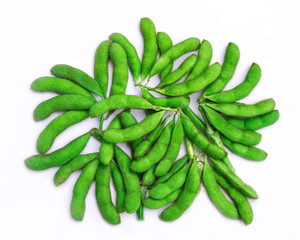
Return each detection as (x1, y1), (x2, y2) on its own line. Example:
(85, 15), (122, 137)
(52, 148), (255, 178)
(94, 40), (110, 98)
(142, 165), (156, 186)
(31, 77), (96, 102)
(54, 153), (98, 186)
(206, 98), (276, 118)
(203, 159), (239, 219)
(149, 164), (190, 199)
(224, 110), (280, 131)
(36, 111), (89, 154)
(152, 62), (221, 97)
(89, 95), (157, 118)
(140, 86), (156, 115)
(203, 106), (262, 146)
(33, 95), (94, 121)
(146, 96), (190, 109)
(71, 159), (100, 221)
(159, 160), (202, 221)
(25, 132), (90, 171)
(102, 111), (165, 144)
(130, 118), (175, 173)
(155, 54), (197, 88)
(149, 38), (200, 78)
(109, 33), (141, 85)
(220, 135), (267, 161)
(211, 158), (258, 199)
(111, 162), (126, 213)
(186, 40), (213, 81)
(51, 64), (104, 98)
(95, 163), (121, 225)
(212, 168), (253, 225)
(114, 145), (141, 213)
(157, 32), (173, 79)
(155, 117), (184, 176)
(182, 107), (206, 132)
(203, 42), (240, 96)
(185, 136), (195, 161)
(143, 188), (182, 209)
(140, 17), (158, 81)
(205, 63), (261, 103)
(180, 113), (227, 159)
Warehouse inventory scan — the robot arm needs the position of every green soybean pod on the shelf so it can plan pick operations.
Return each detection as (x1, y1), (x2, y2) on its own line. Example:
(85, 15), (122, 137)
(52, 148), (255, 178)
(149, 164), (190, 199)
(155, 54), (197, 88)
(186, 40), (213, 81)
(206, 63), (261, 103)
(95, 163), (121, 225)
(94, 40), (110, 98)
(220, 135), (267, 161)
(155, 117), (184, 176)
(102, 111), (165, 144)
(114, 145), (141, 213)
(153, 62), (221, 97)
(140, 17), (158, 81)
(51, 64), (104, 98)
(182, 107), (206, 132)
(25, 132), (90, 171)
(33, 95), (94, 121)
(71, 159), (100, 221)
(143, 188), (182, 209)
(99, 115), (122, 165)
(133, 115), (170, 159)
(36, 111), (89, 154)
(89, 95), (157, 118)
(109, 33), (141, 85)
(206, 98), (276, 118)
(180, 113), (227, 160)
(130, 118), (175, 173)
(149, 38), (200, 78)
(54, 153), (98, 186)
(111, 162), (126, 213)
(212, 168), (253, 225)
(203, 159), (239, 219)
(203, 42), (240, 96)
(210, 158), (258, 199)
(159, 160), (202, 221)
(224, 110), (280, 131)
(185, 136), (195, 161)
(203, 106), (262, 146)
(150, 155), (189, 188)
(157, 32), (173, 79)
(146, 96), (190, 109)
(142, 165), (156, 186)
(140, 86), (156, 115)
(31, 77), (96, 102)
(109, 43), (129, 96)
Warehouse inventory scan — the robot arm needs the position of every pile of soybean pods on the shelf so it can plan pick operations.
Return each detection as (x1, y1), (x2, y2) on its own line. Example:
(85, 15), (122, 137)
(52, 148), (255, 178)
(25, 17), (279, 225)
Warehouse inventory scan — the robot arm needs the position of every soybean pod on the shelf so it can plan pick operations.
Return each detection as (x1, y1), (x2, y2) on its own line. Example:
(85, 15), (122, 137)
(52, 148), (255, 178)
(142, 165), (156, 186)
(157, 32), (173, 79)
(143, 188), (182, 209)
(146, 96), (190, 109)
(111, 162), (126, 213)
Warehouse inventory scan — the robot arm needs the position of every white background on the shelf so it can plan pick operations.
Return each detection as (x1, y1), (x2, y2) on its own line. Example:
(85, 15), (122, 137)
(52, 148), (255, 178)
(1, 0), (300, 239)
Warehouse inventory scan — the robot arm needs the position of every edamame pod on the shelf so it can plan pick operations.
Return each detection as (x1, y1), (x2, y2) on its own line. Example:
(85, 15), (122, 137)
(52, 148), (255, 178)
(146, 96), (190, 109)
(157, 32), (173, 79)
(140, 17), (158, 81)
(36, 111), (89, 154)
(203, 159), (239, 219)
(203, 42), (240, 96)
(155, 54), (197, 88)
(25, 132), (90, 171)
(159, 160), (202, 221)
(31, 77), (96, 102)
(205, 63), (261, 103)
(114, 145), (141, 213)
(109, 33), (141, 84)
(33, 95), (94, 121)
(142, 165), (156, 186)
(140, 86), (156, 115)
(182, 107), (206, 132)
(130, 118), (175, 173)
(51, 64), (104, 98)
(54, 153), (98, 186)
(102, 111), (165, 144)
(203, 106), (262, 146)
(111, 162), (126, 213)
(94, 40), (110, 97)
(211, 158), (258, 199)
(186, 40), (213, 81)
(143, 188), (182, 209)
(95, 163), (121, 225)
(71, 159), (100, 221)
(185, 136), (195, 161)
(206, 98), (276, 118)
(149, 38), (200, 78)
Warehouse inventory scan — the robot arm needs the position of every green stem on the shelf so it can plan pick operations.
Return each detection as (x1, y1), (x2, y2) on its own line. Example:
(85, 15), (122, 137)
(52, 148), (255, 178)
(137, 185), (147, 221)
(90, 128), (102, 142)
